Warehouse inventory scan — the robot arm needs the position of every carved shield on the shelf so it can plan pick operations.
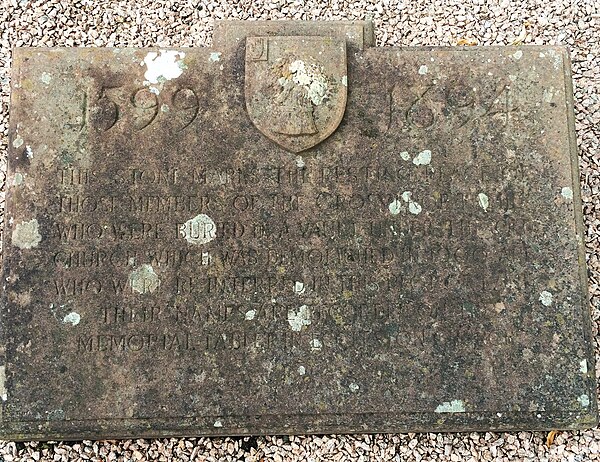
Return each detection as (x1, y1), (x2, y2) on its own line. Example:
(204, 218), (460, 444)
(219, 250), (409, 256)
(245, 36), (347, 153)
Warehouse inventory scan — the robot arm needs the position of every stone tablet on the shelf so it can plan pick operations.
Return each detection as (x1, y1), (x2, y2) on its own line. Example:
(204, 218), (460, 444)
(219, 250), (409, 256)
(2, 21), (597, 439)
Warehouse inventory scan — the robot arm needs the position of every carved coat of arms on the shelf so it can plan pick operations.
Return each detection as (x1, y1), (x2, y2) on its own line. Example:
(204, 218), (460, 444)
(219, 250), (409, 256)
(245, 36), (347, 152)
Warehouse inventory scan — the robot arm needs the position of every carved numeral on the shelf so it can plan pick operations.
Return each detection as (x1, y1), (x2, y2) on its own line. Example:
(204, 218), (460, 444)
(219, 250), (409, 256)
(89, 86), (121, 131)
(172, 88), (200, 132)
(386, 83), (436, 132)
(456, 82), (517, 128)
(64, 91), (88, 131)
(406, 85), (435, 128)
(86, 85), (200, 132)
(385, 79), (518, 132)
(132, 88), (159, 130)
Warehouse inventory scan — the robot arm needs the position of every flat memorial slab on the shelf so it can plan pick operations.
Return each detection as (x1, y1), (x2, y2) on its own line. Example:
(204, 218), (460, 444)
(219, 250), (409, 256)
(2, 21), (597, 439)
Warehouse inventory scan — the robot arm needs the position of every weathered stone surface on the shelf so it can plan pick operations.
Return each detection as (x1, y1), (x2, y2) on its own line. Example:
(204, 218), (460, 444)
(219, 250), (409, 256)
(2, 21), (597, 439)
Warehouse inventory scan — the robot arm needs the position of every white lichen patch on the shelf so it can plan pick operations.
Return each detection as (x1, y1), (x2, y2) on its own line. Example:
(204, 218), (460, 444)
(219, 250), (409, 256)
(287, 305), (311, 331)
(341, 75), (348, 87)
(418, 64), (429, 75)
(298, 365), (306, 375)
(12, 218), (42, 249)
(295, 156), (305, 168)
(12, 135), (24, 148)
(142, 50), (186, 85)
(478, 192), (489, 212)
(388, 199), (402, 215)
(62, 311), (81, 326)
(578, 394), (590, 407)
(435, 399), (465, 413)
(310, 338), (322, 351)
(412, 149), (432, 166)
(349, 383), (359, 392)
(41, 72), (52, 85)
(282, 59), (329, 106)
(25, 145), (33, 159)
(400, 151), (410, 161)
(0, 366), (6, 402)
(245, 309), (256, 321)
(580, 359), (588, 374)
(561, 186), (574, 201)
(294, 281), (306, 295)
(539, 290), (553, 307)
(401, 191), (422, 215)
(543, 88), (554, 103)
(201, 251), (211, 265)
(13, 172), (24, 186)
(209, 52), (222, 62)
(408, 201), (422, 215)
(213, 419), (223, 427)
(180, 214), (217, 245)
(512, 50), (523, 60)
(129, 264), (160, 294)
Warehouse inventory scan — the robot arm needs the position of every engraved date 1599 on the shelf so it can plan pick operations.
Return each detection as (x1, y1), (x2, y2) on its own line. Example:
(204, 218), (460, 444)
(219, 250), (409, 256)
(81, 84), (200, 133)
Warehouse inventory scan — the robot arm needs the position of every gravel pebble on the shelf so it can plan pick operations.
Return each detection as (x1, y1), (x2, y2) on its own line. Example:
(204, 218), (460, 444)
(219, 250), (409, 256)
(1, 0), (600, 460)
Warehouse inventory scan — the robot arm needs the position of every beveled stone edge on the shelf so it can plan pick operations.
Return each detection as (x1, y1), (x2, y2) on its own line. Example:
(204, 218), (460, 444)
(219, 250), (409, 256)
(562, 46), (599, 421)
(0, 409), (597, 441)
(212, 19), (375, 50)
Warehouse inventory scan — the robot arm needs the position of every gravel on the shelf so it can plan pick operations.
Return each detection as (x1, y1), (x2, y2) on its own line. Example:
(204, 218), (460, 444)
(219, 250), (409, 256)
(1, 0), (599, 460)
